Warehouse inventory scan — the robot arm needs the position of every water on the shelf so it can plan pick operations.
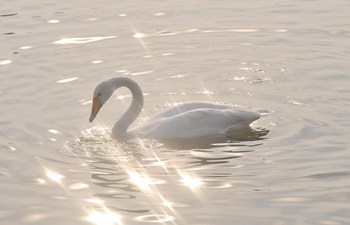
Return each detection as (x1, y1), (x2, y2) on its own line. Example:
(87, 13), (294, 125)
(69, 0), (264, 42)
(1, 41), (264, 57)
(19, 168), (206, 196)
(1, 0), (349, 224)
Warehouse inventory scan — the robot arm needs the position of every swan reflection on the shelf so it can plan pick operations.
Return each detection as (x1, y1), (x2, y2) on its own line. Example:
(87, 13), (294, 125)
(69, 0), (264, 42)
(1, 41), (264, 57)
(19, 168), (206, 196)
(161, 127), (269, 149)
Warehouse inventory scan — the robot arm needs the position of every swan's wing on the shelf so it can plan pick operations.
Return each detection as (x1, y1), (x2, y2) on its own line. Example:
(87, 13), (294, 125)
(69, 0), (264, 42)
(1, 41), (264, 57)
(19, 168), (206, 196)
(150, 102), (236, 120)
(133, 108), (260, 139)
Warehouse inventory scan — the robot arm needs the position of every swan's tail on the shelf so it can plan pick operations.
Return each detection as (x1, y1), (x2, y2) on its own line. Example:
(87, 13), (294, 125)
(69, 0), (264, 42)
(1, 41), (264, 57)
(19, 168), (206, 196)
(253, 108), (270, 117)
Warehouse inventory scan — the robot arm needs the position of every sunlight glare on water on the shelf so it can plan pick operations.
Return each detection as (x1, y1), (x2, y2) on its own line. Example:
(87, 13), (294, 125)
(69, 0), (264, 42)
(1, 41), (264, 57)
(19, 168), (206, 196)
(128, 171), (156, 192)
(45, 168), (65, 184)
(53, 36), (117, 45)
(178, 171), (203, 189)
(86, 209), (122, 225)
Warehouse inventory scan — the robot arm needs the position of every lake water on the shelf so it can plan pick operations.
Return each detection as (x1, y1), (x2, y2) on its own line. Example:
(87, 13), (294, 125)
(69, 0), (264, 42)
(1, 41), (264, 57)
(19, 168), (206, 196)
(1, 0), (349, 224)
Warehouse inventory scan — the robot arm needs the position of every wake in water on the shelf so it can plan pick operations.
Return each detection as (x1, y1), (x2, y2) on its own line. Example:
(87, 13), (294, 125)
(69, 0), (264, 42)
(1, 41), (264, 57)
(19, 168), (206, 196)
(61, 126), (159, 161)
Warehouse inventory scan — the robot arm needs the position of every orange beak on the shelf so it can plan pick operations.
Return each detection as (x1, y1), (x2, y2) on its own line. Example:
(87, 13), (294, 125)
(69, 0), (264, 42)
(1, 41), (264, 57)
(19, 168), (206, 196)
(89, 96), (102, 122)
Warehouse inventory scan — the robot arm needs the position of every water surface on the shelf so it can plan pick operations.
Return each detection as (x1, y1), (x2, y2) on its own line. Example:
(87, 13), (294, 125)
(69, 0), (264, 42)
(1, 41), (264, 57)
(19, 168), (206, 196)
(1, 0), (350, 224)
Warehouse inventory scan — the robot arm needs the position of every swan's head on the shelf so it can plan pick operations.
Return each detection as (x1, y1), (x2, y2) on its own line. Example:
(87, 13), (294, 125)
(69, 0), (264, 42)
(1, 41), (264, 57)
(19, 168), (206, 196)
(89, 81), (114, 122)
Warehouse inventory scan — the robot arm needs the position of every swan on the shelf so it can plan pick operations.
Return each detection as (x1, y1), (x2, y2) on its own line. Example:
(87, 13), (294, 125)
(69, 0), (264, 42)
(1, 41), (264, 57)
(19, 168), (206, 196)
(89, 77), (267, 140)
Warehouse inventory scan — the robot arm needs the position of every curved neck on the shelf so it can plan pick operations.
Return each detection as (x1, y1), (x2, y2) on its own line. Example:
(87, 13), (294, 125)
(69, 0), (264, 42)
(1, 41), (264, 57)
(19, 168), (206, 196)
(110, 77), (144, 138)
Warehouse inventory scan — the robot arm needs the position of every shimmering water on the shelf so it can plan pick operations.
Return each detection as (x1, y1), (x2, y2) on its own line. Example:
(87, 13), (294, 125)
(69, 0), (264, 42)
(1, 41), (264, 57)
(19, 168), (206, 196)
(1, 0), (350, 224)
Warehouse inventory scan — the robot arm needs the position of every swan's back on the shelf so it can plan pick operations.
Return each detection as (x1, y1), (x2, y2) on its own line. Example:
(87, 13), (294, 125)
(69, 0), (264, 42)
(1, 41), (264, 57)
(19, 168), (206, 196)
(132, 103), (262, 139)
(151, 102), (241, 119)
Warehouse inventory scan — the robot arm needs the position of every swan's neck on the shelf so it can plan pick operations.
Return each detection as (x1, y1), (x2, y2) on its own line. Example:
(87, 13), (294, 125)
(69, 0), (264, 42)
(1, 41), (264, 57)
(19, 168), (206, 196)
(110, 77), (144, 138)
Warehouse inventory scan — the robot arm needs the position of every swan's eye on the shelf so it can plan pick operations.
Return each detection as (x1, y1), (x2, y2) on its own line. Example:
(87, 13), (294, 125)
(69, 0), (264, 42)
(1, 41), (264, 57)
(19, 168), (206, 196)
(98, 93), (101, 96)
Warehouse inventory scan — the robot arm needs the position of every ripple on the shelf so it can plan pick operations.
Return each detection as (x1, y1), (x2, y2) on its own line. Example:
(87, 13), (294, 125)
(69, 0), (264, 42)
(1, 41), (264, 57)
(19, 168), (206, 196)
(135, 214), (174, 223)
(0, 59), (12, 65)
(154, 12), (166, 16)
(53, 36), (116, 44)
(130, 70), (154, 76)
(19, 46), (33, 50)
(154, 28), (198, 37)
(0, 171), (10, 177)
(47, 19), (60, 24)
(203, 29), (259, 33)
(48, 129), (61, 134)
(94, 193), (136, 199)
(1, 143), (17, 152)
(304, 171), (350, 180)
(133, 32), (148, 38)
(1, 13), (17, 17)
(69, 183), (90, 190)
(56, 77), (78, 83)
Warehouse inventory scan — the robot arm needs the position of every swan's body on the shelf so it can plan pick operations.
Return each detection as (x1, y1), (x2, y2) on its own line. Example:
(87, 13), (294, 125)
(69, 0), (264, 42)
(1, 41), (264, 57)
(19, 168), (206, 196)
(89, 77), (266, 140)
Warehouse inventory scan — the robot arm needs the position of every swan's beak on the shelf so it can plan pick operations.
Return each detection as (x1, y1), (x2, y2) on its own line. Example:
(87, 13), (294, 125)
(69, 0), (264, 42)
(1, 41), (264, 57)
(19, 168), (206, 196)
(89, 96), (102, 122)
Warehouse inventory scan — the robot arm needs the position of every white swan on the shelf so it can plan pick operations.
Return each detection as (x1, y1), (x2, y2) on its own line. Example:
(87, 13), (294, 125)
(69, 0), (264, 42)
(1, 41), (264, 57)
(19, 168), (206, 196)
(89, 77), (267, 140)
